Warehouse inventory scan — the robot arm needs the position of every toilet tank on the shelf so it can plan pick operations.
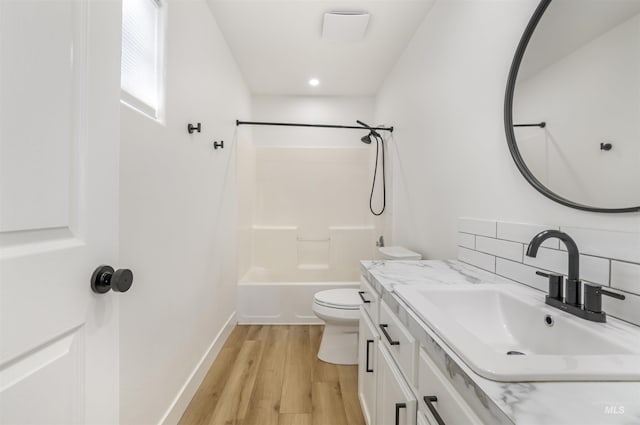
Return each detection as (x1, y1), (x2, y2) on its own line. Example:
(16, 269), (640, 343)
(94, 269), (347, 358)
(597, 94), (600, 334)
(378, 246), (422, 260)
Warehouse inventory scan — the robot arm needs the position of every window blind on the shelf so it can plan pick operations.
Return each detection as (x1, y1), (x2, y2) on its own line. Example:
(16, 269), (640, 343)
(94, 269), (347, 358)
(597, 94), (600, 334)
(121, 0), (161, 116)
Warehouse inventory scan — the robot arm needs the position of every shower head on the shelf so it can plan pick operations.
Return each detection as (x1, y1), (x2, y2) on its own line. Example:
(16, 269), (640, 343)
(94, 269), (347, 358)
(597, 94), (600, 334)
(357, 120), (380, 145)
(361, 132), (373, 144)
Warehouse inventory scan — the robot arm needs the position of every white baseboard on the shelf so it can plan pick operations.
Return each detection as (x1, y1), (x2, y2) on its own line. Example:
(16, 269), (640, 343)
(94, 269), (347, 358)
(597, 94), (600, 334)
(158, 311), (237, 425)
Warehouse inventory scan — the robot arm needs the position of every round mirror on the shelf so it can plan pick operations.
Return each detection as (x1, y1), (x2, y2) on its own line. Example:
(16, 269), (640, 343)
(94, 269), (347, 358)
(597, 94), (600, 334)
(505, 0), (640, 213)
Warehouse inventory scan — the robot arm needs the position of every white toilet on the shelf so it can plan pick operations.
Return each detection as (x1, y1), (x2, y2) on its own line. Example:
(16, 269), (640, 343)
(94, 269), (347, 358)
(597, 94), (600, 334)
(312, 245), (422, 365)
(313, 288), (361, 365)
(379, 245), (422, 260)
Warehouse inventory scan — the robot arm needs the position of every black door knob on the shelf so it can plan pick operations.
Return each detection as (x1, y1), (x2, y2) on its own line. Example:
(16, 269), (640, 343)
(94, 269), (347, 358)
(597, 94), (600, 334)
(91, 265), (134, 294)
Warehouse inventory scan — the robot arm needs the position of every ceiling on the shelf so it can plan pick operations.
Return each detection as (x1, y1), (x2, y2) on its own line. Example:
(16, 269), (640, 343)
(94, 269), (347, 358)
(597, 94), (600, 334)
(206, 0), (436, 96)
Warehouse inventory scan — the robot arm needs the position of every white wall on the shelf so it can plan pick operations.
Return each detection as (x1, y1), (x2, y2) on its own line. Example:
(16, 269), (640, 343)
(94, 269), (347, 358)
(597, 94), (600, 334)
(515, 13), (640, 208)
(375, 0), (640, 261)
(118, 0), (250, 423)
(250, 95), (376, 147)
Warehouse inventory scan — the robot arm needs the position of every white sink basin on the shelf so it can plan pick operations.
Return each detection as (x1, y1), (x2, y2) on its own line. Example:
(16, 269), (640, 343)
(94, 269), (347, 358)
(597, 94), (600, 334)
(395, 284), (640, 381)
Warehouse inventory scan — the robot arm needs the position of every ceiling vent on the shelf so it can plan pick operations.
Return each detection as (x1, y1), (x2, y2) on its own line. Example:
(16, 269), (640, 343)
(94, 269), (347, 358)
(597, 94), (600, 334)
(321, 11), (370, 42)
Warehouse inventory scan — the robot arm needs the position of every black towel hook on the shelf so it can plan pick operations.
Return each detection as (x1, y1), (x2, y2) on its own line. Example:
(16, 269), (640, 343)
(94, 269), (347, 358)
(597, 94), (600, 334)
(187, 123), (201, 134)
(600, 142), (612, 151)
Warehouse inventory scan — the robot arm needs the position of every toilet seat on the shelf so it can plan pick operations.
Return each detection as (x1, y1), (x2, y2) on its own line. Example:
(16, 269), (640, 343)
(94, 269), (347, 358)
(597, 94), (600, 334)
(313, 289), (361, 310)
(312, 302), (360, 322)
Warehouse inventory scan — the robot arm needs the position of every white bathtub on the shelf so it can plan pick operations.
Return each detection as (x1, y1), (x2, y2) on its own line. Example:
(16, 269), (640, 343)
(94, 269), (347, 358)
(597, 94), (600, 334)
(237, 222), (379, 324)
(237, 267), (359, 324)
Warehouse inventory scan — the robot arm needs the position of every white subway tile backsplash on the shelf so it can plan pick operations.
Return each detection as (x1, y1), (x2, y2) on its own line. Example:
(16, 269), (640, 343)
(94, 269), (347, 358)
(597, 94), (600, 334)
(522, 246), (566, 275)
(458, 217), (639, 326)
(495, 258), (548, 292)
(576, 256), (610, 286)
(602, 288), (640, 327)
(457, 232), (475, 249)
(611, 261), (640, 295)
(497, 221), (560, 249)
(522, 246), (609, 286)
(458, 247), (495, 273)
(476, 236), (523, 262)
(458, 218), (496, 238)
(558, 226), (640, 264)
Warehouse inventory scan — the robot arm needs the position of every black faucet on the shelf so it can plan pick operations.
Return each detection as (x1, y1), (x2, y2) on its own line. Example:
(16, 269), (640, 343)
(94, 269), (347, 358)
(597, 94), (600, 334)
(526, 230), (625, 322)
(526, 230), (581, 305)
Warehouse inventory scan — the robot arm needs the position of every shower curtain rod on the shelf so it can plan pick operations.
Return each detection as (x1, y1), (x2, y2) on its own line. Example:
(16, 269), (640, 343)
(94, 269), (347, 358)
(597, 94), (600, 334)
(236, 120), (394, 132)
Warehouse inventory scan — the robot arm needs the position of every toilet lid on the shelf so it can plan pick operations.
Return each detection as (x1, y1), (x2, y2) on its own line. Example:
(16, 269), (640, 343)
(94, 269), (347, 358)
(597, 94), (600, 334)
(314, 289), (361, 310)
(379, 246), (422, 260)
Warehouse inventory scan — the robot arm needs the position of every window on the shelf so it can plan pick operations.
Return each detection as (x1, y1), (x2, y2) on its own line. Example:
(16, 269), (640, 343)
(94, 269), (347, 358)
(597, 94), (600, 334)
(121, 0), (164, 119)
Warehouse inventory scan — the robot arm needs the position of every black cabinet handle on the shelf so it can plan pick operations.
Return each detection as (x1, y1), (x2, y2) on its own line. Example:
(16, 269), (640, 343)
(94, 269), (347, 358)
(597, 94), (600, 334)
(365, 339), (374, 372)
(424, 396), (445, 425)
(358, 290), (371, 303)
(379, 324), (400, 346)
(395, 402), (406, 425)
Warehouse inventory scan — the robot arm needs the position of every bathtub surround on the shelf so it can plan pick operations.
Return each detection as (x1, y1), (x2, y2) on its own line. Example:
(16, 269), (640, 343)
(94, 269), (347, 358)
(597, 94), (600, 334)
(457, 218), (640, 327)
(375, 0), (640, 261)
(237, 96), (386, 324)
(118, 1), (250, 424)
(237, 96), (382, 282)
(251, 148), (376, 279)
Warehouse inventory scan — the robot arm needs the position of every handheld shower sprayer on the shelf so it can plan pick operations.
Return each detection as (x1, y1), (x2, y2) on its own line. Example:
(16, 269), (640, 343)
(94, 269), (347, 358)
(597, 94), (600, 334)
(357, 120), (386, 216)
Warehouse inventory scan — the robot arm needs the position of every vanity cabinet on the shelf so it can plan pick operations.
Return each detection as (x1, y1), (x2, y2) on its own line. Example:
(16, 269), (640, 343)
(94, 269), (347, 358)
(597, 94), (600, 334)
(377, 343), (417, 425)
(358, 273), (485, 425)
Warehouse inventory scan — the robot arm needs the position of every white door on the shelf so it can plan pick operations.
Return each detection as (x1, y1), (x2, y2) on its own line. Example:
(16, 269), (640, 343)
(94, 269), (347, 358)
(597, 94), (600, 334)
(0, 0), (122, 423)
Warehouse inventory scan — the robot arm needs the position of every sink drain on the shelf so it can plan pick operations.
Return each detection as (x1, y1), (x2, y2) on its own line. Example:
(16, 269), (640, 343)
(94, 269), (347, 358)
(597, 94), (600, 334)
(506, 350), (526, 356)
(544, 314), (554, 327)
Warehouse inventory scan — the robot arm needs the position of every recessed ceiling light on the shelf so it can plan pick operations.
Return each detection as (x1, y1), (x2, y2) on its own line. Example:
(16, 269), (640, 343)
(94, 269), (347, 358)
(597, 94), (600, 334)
(309, 78), (320, 87)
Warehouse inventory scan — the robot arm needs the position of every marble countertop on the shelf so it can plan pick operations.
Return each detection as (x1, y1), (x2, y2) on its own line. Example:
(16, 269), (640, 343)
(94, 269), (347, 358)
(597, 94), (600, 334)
(360, 259), (640, 425)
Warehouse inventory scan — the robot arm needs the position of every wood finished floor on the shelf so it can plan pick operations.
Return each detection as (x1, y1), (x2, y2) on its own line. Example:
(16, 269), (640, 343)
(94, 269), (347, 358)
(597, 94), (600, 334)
(178, 325), (366, 425)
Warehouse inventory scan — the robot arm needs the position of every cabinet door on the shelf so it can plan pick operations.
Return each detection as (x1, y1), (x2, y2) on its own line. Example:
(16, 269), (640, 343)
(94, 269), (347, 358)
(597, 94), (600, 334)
(360, 276), (380, 323)
(377, 344), (417, 425)
(417, 411), (434, 425)
(358, 310), (378, 425)
(418, 348), (484, 425)
(379, 300), (418, 386)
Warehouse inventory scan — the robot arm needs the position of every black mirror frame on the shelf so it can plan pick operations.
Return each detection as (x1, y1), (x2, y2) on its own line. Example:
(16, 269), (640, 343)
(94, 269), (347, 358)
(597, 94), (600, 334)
(504, 0), (640, 213)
